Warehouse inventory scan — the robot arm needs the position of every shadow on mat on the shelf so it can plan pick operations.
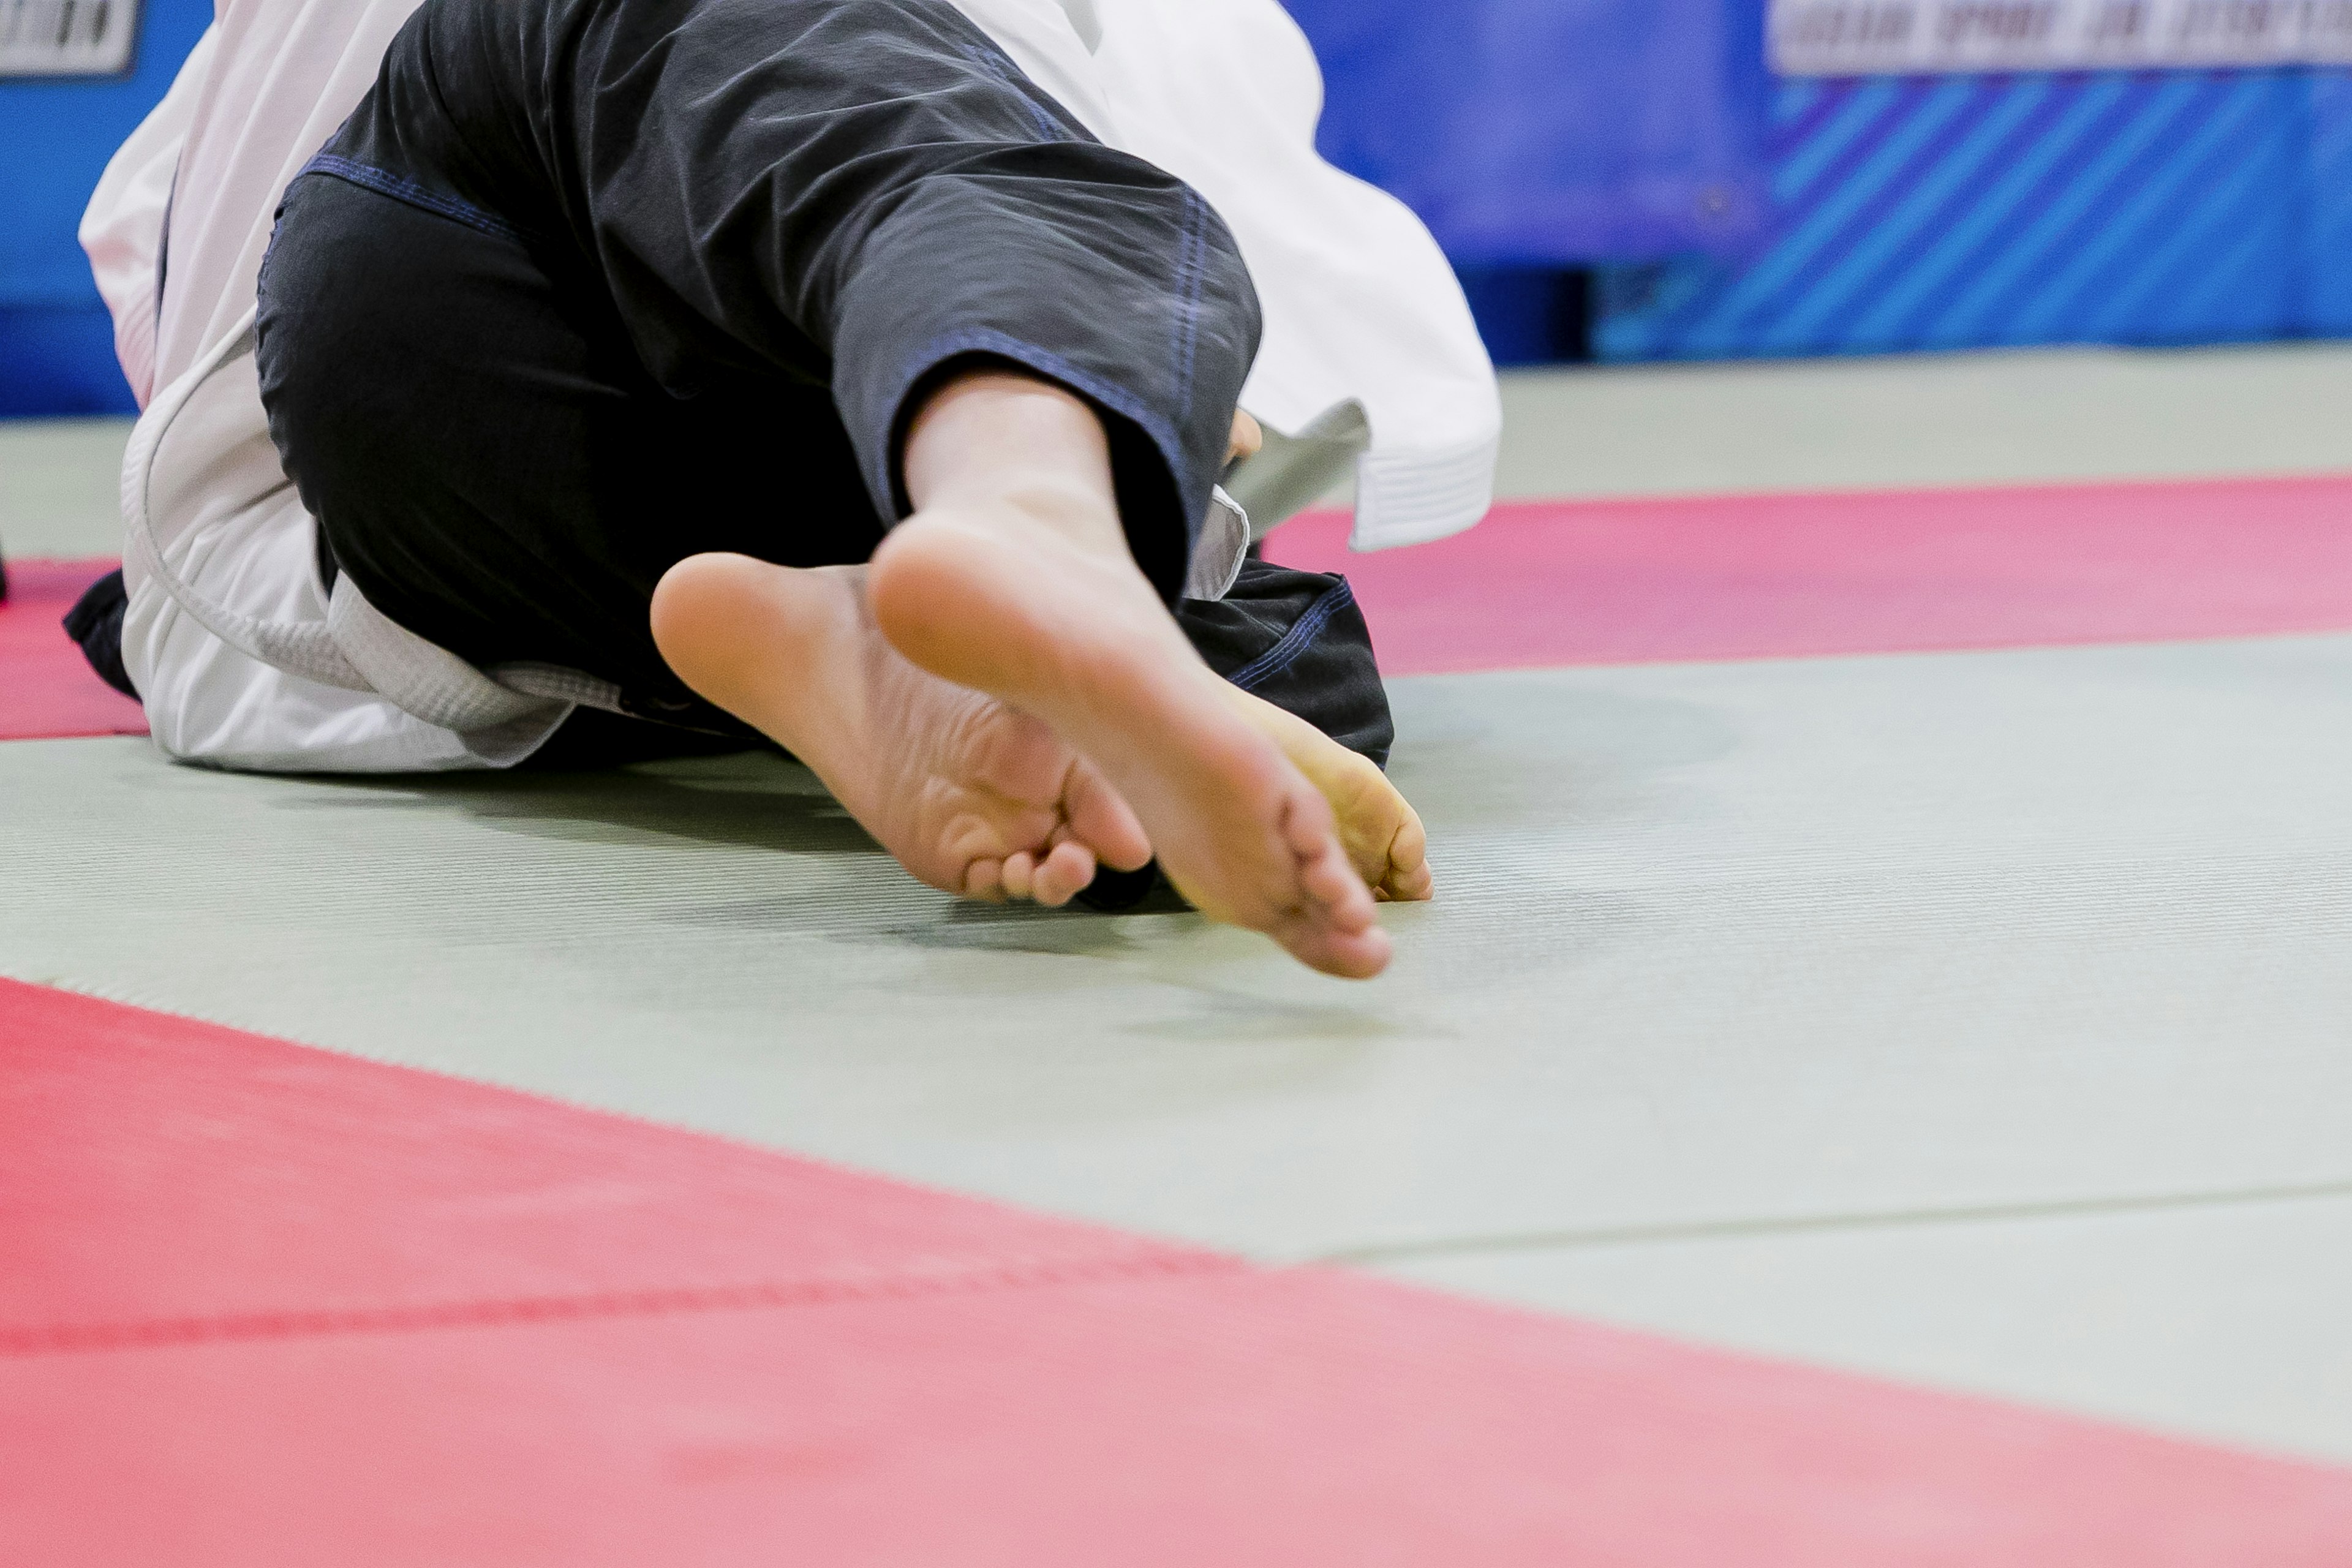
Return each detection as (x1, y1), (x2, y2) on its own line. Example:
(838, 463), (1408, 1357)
(281, 752), (885, 858)
(276, 755), (1197, 943)
(1386, 679), (1738, 835)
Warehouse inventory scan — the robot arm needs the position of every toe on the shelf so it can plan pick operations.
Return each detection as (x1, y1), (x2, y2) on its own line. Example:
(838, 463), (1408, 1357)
(1063, 760), (1152, 873)
(964, 859), (1008, 903)
(1278, 782), (1342, 859)
(1032, 840), (1098, 907)
(1301, 842), (1378, 932)
(999, 851), (1039, 902)
(1280, 785), (1377, 932)
(1387, 857), (1436, 903)
(1383, 815), (1434, 903)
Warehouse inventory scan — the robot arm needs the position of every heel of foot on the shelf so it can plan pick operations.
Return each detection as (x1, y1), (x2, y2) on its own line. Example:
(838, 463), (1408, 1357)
(867, 516), (1050, 696)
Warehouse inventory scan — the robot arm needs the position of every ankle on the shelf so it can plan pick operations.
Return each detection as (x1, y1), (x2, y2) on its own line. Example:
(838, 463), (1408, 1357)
(897, 477), (1124, 559)
(992, 478), (1124, 547)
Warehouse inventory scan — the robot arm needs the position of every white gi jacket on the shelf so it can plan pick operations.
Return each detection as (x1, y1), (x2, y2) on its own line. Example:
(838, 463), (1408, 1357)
(81, 0), (1501, 773)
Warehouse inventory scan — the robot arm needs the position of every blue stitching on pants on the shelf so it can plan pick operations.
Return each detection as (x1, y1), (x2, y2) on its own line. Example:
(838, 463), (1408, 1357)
(1228, 580), (1354, 692)
(298, 154), (527, 244)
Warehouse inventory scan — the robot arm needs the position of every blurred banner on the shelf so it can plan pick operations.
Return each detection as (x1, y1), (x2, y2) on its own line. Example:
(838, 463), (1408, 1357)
(1773, 1), (2352, 75)
(1, 0), (143, 77)
(1591, 68), (2348, 358)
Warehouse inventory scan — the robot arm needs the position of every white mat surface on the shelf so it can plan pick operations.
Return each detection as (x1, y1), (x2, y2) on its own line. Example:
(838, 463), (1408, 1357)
(6, 637), (2348, 1457)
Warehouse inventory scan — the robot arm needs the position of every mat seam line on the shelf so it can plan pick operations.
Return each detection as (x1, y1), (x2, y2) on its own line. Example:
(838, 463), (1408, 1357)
(0, 1248), (1243, 1360)
(1313, 1177), (2352, 1267)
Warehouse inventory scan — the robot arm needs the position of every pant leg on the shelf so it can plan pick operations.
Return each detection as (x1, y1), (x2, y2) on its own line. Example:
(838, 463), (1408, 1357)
(257, 172), (884, 722)
(1180, 562), (1394, 769)
(332, 0), (1260, 601)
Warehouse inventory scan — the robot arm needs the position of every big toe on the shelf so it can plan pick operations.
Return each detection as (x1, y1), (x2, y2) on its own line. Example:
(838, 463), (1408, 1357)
(1300, 836), (1379, 930)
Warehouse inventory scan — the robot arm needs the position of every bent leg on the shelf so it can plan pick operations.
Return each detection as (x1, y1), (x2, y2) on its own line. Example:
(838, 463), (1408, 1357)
(257, 171), (884, 733)
(655, 370), (1392, 974)
(867, 369), (1390, 978)
(273, 0), (1413, 968)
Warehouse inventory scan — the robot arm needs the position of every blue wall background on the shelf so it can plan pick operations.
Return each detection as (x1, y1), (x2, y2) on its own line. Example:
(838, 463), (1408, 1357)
(1591, 69), (2352, 360)
(1281, 0), (1772, 265)
(2306, 71), (2352, 334)
(1284, 0), (2352, 364)
(4, 0), (2350, 412)
(0, 0), (212, 415)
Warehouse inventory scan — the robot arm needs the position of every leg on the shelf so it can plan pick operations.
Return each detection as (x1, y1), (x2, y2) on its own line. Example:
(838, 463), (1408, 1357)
(657, 369), (1393, 978)
(878, 370), (1390, 974)
(258, 172), (885, 726)
(284, 0), (1417, 970)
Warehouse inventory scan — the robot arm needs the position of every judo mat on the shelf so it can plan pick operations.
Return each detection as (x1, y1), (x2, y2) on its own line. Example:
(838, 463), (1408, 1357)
(0, 557), (143, 741)
(1274, 475), (2352, 671)
(7, 415), (2352, 1555)
(11, 977), (2352, 1563)
(11, 472), (2352, 733)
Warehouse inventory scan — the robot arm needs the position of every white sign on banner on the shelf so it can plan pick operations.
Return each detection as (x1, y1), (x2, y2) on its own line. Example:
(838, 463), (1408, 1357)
(1772, 1), (2352, 74)
(0, 0), (140, 77)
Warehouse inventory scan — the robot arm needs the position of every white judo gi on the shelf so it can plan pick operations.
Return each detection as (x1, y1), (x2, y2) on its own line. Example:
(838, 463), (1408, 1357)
(81, 0), (1500, 772)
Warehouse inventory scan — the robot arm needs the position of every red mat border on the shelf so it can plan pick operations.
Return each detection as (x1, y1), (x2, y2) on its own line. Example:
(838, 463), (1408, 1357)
(0, 557), (146, 741)
(7, 976), (2351, 1565)
(14, 472), (2352, 745)
(1269, 474), (2352, 676)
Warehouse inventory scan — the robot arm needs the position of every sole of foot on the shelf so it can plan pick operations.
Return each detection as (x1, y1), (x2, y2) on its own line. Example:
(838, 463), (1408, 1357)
(868, 503), (1392, 980)
(650, 554), (1152, 910)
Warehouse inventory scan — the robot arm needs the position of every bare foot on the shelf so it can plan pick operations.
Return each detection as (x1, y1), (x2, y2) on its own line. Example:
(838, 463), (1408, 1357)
(1226, 687), (1433, 905)
(650, 554), (1152, 908)
(864, 377), (1388, 979)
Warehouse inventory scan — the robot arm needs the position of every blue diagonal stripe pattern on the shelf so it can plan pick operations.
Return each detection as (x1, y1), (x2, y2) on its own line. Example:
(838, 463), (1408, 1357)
(1756, 78), (2052, 350)
(2305, 71), (2352, 332)
(1847, 74), (2135, 345)
(1596, 69), (2321, 360)
(2075, 78), (2299, 340)
(1923, 74), (2211, 345)
(1678, 79), (1982, 353)
(1995, 75), (2283, 342)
